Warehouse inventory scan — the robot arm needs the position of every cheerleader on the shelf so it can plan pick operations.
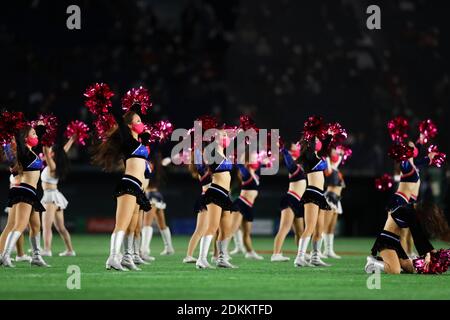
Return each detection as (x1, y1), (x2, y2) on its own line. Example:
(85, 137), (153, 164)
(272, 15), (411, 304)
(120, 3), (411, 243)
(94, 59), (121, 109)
(294, 130), (333, 267)
(92, 106), (151, 271)
(40, 137), (76, 257)
(272, 143), (306, 262)
(322, 148), (345, 259)
(1, 124), (49, 267)
(228, 150), (264, 260)
(196, 128), (236, 269)
(183, 158), (211, 263)
(365, 143), (447, 273)
(0, 160), (32, 263)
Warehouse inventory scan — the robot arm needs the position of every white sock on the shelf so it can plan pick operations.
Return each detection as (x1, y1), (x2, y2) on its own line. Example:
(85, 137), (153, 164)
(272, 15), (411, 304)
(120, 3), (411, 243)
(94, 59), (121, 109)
(140, 226), (153, 254)
(4, 231), (22, 258)
(217, 238), (230, 257)
(329, 233), (335, 252)
(30, 234), (41, 255)
(323, 233), (330, 252)
(235, 230), (245, 251)
(297, 236), (311, 258)
(125, 234), (134, 255)
(110, 231), (125, 256)
(161, 227), (173, 249)
(198, 235), (213, 260)
(133, 237), (141, 255)
(312, 236), (323, 253)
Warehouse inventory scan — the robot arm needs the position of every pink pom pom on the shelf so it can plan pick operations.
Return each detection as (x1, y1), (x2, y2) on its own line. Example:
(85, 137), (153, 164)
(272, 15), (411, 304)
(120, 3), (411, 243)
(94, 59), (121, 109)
(0, 111), (27, 144)
(388, 142), (414, 161)
(303, 115), (327, 141)
(336, 145), (352, 164)
(195, 115), (218, 131)
(148, 120), (174, 143)
(418, 119), (438, 143)
(375, 174), (394, 192)
(33, 114), (59, 147)
(84, 83), (115, 116)
(328, 122), (348, 146)
(387, 116), (409, 142)
(93, 114), (117, 141)
(65, 120), (90, 146)
(413, 249), (450, 274)
(121, 86), (152, 115)
(428, 145), (446, 168)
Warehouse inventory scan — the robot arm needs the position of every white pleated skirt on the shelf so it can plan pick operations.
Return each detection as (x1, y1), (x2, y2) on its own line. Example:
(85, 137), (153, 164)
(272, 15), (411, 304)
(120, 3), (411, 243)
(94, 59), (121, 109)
(41, 189), (69, 210)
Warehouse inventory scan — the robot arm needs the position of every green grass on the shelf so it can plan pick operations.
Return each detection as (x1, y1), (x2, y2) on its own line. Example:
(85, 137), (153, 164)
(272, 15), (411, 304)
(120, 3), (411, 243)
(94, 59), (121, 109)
(0, 235), (449, 300)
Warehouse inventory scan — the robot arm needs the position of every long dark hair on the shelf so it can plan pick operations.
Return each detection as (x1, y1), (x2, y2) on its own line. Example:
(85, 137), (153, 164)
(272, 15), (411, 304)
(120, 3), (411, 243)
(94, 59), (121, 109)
(12, 125), (33, 174)
(91, 111), (136, 172)
(415, 202), (450, 242)
(52, 144), (70, 180)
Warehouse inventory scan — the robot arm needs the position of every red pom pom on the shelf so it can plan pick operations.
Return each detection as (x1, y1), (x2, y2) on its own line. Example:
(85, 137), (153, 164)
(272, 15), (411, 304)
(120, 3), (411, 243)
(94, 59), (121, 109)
(195, 115), (218, 131)
(388, 142), (414, 161)
(375, 174), (394, 191)
(121, 86), (152, 115)
(84, 83), (115, 116)
(148, 120), (174, 143)
(65, 120), (90, 146)
(418, 119), (438, 143)
(428, 145), (446, 168)
(336, 145), (352, 164)
(239, 115), (258, 131)
(328, 122), (348, 146)
(387, 116), (409, 142)
(33, 114), (59, 147)
(303, 115), (327, 141)
(93, 114), (117, 141)
(0, 111), (27, 144)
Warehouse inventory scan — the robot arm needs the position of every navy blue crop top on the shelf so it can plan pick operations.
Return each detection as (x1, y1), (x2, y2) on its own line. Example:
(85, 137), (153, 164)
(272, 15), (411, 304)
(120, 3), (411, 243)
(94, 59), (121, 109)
(299, 136), (331, 174)
(325, 169), (344, 187)
(197, 164), (212, 186)
(14, 126), (45, 172)
(400, 157), (430, 183)
(281, 148), (306, 182)
(112, 106), (149, 161)
(237, 164), (260, 191)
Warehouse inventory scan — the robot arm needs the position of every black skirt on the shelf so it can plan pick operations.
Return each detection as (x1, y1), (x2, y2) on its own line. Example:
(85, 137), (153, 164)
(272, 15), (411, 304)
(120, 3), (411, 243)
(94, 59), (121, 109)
(8, 183), (46, 213)
(300, 186), (331, 210)
(280, 192), (304, 218)
(324, 191), (341, 211)
(371, 230), (409, 260)
(232, 196), (254, 222)
(203, 183), (232, 211)
(114, 175), (151, 211)
(193, 194), (207, 214)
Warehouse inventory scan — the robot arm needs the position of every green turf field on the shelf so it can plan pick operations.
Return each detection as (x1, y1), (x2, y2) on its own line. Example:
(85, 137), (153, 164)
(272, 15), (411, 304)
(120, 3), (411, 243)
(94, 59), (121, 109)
(0, 235), (449, 300)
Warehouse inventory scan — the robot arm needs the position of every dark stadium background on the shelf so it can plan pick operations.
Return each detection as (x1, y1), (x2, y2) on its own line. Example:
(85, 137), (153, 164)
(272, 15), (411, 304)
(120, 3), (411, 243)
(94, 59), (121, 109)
(1, 0), (449, 236)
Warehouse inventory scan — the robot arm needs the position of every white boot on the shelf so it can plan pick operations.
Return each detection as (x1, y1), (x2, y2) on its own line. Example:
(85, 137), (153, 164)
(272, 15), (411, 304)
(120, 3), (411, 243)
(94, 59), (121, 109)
(106, 231), (128, 271)
(196, 235), (214, 269)
(365, 256), (385, 273)
(310, 251), (331, 267)
(160, 228), (175, 255)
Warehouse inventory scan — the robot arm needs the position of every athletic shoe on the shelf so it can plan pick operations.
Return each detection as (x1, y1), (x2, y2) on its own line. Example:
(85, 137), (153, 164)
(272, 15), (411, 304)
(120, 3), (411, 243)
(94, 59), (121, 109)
(15, 254), (32, 262)
(1, 255), (15, 268)
(41, 250), (52, 257)
(216, 256), (238, 269)
(31, 254), (51, 267)
(304, 253), (311, 260)
(106, 255), (128, 271)
(310, 253), (331, 267)
(294, 255), (315, 267)
(271, 254), (290, 262)
(121, 254), (141, 271)
(245, 251), (264, 260)
(160, 247), (175, 255)
(133, 253), (149, 265)
(182, 256), (197, 264)
(211, 256), (218, 265)
(324, 250), (341, 259)
(141, 252), (155, 262)
(59, 250), (76, 257)
(196, 258), (214, 269)
(230, 247), (246, 255)
(318, 251), (328, 259)
(364, 256), (384, 274)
